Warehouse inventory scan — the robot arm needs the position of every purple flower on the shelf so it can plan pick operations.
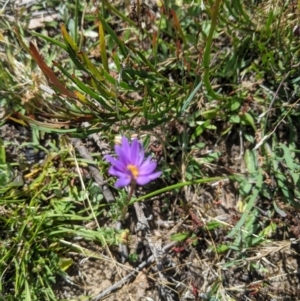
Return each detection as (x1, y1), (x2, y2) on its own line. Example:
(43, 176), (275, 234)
(104, 136), (162, 188)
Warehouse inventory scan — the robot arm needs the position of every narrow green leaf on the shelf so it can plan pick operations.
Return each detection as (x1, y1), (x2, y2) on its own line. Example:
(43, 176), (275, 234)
(170, 232), (190, 242)
(113, 52), (121, 72)
(227, 171), (263, 238)
(31, 31), (67, 50)
(25, 279), (32, 301)
(206, 221), (223, 230)
(53, 63), (114, 111)
(244, 149), (257, 174)
(0, 138), (6, 164)
(99, 20), (109, 72)
(97, 14), (128, 57)
(130, 176), (225, 204)
(181, 80), (202, 114)
(60, 23), (79, 52)
(280, 143), (299, 184)
(127, 45), (176, 85)
(78, 51), (104, 81)
(201, 108), (218, 120)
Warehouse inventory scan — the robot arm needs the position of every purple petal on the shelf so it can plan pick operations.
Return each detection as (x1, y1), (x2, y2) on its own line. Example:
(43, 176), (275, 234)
(136, 171), (162, 186)
(139, 157), (157, 175)
(112, 159), (128, 172)
(107, 166), (119, 177)
(130, 139), (140, 165)
(121, 137), (131, 154)
(135, 176), (151, 186)
(104, 155), (116, 164)
(114, 144), (122, 157)
(115, 144), (130, 166)
(115, 176), (131, 188)
(108, 166), (128, 178)
(148, 171), (162, 180)
(138, 145), (145, 166)
(104, 155), (127, 171)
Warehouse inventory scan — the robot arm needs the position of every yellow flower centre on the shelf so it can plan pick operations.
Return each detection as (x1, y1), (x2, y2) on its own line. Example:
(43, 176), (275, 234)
(127, 164), (139, 179)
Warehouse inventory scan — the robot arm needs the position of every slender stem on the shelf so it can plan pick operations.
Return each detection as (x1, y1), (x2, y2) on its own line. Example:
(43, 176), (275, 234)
(120, 181), (136, 220)
(128, 181), (136, 201)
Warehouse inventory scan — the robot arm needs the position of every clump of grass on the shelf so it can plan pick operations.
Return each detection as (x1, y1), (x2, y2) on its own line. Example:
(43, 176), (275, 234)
(0, 138), (128, 300)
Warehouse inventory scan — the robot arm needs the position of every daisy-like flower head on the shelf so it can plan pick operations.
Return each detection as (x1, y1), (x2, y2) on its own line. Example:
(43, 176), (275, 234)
(104, 136), (162, 188)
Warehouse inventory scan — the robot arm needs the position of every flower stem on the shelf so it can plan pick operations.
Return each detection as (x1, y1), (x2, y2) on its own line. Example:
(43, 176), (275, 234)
(121, 181), (136, 220)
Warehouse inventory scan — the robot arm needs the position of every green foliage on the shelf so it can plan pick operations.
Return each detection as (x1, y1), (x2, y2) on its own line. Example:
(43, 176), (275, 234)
(2, 0), (300, 299)
(0, 142), (127, 300)
(170, 231), (191, 242)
